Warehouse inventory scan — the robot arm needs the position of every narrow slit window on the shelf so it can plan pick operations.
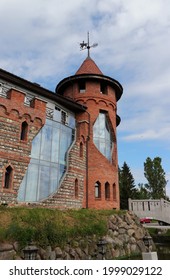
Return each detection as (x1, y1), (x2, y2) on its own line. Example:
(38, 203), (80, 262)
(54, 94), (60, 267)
(105, 182), (110, 199)
(75, 179), (79, 198)
(113, 183), (116, 200)
(20, 121), (28, 141)
(95, 181), (101, 199)
(100, 82), (107, 94)
(4, 166), (13, 189)
(79, 81), (86, 93)
(80, 142), (83, 158)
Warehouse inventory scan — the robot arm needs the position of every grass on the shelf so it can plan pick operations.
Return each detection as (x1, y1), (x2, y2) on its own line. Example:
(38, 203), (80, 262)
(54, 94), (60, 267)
(0, 206), (122, 249)
(147, 228), (170, 237)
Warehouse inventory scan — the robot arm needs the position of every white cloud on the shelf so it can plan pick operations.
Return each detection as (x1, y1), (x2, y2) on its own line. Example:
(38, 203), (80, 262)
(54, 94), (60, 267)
(1, 0), (170, 196)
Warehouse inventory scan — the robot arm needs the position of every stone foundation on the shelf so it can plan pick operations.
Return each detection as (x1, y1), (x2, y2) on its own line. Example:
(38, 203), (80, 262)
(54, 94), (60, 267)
(0, 212), (150, 260)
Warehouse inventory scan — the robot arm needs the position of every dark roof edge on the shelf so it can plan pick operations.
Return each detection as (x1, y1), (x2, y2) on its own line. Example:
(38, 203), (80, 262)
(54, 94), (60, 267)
(116, 115), (121, 127)
(56, 73), (123, 101)
(0, 68), (86, 113)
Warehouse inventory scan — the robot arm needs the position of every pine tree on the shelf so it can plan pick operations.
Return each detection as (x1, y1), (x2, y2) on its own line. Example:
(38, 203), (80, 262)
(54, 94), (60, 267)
(144, 157), (167, 199)
(119, 162), (137, 209)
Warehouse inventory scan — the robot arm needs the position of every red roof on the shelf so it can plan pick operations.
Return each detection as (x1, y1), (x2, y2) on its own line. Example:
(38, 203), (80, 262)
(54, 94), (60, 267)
(75, 57), (103, 75)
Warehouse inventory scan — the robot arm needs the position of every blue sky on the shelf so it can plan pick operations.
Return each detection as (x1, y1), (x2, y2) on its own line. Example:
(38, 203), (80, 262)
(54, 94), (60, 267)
(0, 0), (170, 196)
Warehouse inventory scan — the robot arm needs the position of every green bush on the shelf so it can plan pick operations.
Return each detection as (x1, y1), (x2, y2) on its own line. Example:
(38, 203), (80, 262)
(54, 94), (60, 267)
(0, 207), (120, 248)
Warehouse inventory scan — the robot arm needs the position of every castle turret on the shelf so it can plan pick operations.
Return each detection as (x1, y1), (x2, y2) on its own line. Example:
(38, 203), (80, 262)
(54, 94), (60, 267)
(56, 55), (123, 209)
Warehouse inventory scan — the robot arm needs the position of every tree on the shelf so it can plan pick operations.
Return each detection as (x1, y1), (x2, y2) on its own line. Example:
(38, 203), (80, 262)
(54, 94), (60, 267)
(119, 162), (137, 209)
(136, 183), (150, 199)
(144, 157), (167, 199)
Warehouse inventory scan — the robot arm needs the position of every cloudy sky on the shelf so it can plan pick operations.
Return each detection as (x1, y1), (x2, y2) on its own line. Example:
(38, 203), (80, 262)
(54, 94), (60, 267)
(0, 0), (170, 196)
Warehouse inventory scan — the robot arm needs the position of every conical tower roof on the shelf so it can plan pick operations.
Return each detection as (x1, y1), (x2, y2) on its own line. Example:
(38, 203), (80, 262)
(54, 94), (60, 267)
(56, 56), (123, 102)
(75, 57), (103, 75)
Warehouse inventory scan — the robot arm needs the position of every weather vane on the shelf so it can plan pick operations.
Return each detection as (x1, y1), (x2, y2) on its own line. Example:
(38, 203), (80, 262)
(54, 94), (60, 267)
(80, 32), (98, 57)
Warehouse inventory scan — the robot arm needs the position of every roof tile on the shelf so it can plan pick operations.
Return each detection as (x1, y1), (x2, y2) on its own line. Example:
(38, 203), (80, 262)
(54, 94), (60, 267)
(75, 57), (103, 75)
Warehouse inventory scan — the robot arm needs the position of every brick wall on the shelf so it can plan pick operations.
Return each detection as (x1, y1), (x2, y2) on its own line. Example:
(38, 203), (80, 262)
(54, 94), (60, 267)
(60, 79), (120, 210)
(0, 89), (46, 204)
(0, 76), (120, 210)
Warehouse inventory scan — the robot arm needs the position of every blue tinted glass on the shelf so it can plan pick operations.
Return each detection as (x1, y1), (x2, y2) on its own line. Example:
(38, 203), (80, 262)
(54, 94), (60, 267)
(40, 125), (52, 161)
(93, 112), (113, 161)
(25, 164), (39, 201)
(38, 165), (50, 200)
(51, 127), (60, 163)
(53, 108), (61, 122)
(31, 131), (41, 158)
(18, 113), (75, 202)
(68, 115), (76, 128)
(50, 166), (59, 193)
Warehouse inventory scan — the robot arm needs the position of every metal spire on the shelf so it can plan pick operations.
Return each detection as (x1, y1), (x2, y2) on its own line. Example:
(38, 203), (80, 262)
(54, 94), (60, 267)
(80, 32), (98, 57)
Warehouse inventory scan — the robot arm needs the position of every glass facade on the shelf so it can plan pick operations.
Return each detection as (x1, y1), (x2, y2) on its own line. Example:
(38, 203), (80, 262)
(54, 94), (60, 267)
(18, 108), (75, 202)
(93, 112), (113, 161)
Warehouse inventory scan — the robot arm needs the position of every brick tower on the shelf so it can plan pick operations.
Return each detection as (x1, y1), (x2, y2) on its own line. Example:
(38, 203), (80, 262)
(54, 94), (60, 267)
(56, 55), (123, 209)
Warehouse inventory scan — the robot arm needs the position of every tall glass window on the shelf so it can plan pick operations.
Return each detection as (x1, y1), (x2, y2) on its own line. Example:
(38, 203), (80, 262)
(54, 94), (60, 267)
(18, 108), (75, 202)
(93, 112), (113, 161)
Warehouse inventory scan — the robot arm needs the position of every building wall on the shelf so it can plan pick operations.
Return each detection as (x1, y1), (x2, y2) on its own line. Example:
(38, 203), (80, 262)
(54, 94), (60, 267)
(0, 89), (46, 205)
(60, 79), (120, 210)
(0, 85), (87, 209)
(0, 67), (121, 210)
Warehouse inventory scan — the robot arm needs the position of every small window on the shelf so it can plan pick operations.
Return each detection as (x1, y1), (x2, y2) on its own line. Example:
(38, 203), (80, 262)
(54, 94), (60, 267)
(79, 81), (86, 93)
(75, 179), (79, 198)
(4, 166), (13, 189)
(100, 82), (107, 94)
(95, 181), (101, 199)
(113, 183), (116, 200)
(20, 121), (28, 141)
(105, 182), (110, 200)
(80, 142), (83, 158)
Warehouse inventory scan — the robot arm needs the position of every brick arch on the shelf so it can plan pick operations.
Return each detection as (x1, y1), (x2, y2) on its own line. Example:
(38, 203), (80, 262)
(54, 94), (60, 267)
(108, 102), (116, 111)
(33, 117), (43, 126)
(85, 98), (98, 105)
(0, 104), (7, 114)
(98, 99), (108, 107)
(10, 109), (20, 118)
(75, 98), (86, 105)
(22, 113), (32, 122)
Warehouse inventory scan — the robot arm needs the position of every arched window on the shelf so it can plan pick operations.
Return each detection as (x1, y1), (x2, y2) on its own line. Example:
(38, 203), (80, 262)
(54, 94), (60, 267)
(4, 165), (13, 189)
(80, 142), (83, 158)
(75, 179), (79, 198)
(105, 182), (110, 200)
(20, 121), (28, 141)
(95, 181), (101, 199)
(113, 183), (116, 200)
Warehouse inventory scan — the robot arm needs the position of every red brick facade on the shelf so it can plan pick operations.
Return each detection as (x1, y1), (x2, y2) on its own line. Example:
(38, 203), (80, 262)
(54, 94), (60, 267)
(0, 56), (123, 209)
(0, 89), (46, 204)
(56, 57), (123, 209)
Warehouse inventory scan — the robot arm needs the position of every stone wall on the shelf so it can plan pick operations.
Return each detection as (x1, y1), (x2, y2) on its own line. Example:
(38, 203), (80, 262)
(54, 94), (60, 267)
(0, 212), (150, 260)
